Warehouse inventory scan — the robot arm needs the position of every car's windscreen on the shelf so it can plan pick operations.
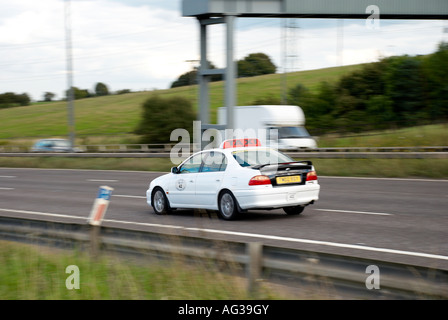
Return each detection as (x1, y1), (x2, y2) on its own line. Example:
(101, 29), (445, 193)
(232, 148), (294, 167)
(277, 126), (311, 139)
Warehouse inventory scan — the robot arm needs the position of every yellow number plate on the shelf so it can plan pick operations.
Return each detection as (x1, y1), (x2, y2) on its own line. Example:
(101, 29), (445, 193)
(276, 175), (301, 184)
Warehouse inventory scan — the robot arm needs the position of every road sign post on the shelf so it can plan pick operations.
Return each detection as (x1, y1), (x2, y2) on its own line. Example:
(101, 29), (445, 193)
(88, 186), (113, 258)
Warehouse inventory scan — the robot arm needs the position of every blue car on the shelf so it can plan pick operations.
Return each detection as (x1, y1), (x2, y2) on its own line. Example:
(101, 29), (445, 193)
(31, 139), (82, 152)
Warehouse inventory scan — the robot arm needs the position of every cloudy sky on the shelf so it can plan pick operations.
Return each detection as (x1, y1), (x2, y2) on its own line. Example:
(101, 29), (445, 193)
(0, 0), (447, 101)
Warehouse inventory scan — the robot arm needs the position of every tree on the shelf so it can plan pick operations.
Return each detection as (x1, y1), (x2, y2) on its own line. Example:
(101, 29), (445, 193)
(171, 70), (197, 88)
(314, 81), (337, 116)
(16, 93), (30, 106)
(134, 95), (196, 144)
(43, 92), (55, 102)
(66, 87), (91, 100)
(286, 83), (324, 133)
(171, 61), (222, 88)
(383, 55), (425, 124)
(115, 89), (131, 95)
(366, 95), (395, 129)
(95, 82), (109, 96)
(421, 42), (448, 119)
(307, 82), (338, 134)
(0, 92), (30, 108)
(237, 53), (276, 78)
(251, 94), (282, 105)
(170, 53), (277, 88)
(287, 83), (315, 113)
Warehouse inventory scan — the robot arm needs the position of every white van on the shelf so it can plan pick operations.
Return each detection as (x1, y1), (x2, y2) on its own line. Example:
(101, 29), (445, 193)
(217, 105), (317, 150)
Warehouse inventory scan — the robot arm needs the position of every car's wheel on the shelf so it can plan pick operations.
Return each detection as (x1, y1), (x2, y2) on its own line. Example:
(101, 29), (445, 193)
(152, 188), (169, 215)
(283, 205), (305, 215)
(218, 191), (239, 220)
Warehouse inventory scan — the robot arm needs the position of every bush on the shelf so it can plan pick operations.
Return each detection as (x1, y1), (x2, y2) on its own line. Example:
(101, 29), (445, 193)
(134, 95), (196, 144)
(0, 92), (30, 108)
(238, 53), (276, 78)
(285, 41), (448, 135)
(95, 82), (109, 96)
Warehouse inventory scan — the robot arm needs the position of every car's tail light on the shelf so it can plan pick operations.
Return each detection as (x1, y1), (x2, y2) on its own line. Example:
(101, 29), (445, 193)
(306, 171), (318, 181)
(249, 175), (272, 186)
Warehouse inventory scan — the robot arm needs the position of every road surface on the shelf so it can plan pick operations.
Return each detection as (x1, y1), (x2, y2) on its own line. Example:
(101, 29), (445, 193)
(0, 167), (447, 269)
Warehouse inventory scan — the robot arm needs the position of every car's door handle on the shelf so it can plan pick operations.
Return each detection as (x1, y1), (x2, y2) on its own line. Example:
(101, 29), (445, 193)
(216, 179), (221, 182)
(189, 180), (194, 183)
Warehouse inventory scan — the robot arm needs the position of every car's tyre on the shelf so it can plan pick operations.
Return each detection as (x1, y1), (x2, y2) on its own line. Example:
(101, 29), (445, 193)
(218, 191), (239, 220)
(283, 205), (305, 215)
(152, 188), (169, 215)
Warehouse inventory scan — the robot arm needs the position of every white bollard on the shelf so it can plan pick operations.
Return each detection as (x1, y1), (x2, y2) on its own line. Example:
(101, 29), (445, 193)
(88, 186), (114, 226)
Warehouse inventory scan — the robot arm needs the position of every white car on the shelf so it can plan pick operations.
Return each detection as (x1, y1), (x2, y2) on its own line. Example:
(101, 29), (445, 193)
(146, 139), (320, 220)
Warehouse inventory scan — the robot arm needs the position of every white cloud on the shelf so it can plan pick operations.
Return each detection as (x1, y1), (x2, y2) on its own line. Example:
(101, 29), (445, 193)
(228, 18), (446, 77)
(0, 0), (197, 100)
(236, 19), (446, 72)
(0, 0), (446, 101)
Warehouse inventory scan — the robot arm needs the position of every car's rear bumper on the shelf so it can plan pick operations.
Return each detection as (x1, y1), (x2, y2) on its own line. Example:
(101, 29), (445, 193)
(234, 182), (320, 210)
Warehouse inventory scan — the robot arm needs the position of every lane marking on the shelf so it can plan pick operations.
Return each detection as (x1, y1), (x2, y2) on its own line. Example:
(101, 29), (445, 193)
(0, 207), (445, 262)
(87, 179), (119, 182)
(0, 167), (165, 174)
(0, 176), (16, 178)
(0, 208), (86, 220)
(114, 194), (146, 199)
(104, 219), (448, 261)
(0, 188), (14, 190)
(314, 209), (392, 216)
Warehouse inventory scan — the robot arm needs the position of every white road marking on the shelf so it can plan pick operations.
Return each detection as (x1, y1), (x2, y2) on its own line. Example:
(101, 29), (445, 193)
(87, 179), (119, 182)
(1, 207), (446, 262)
(0, 167), (164, 174)
(0, 208), (86, 220)
(0, 176), (16, 178)
(0, 188), (14, 190)
(314, 208), (392, 216)
(114, 194), (146, 199)
(104, 219), (448, 261)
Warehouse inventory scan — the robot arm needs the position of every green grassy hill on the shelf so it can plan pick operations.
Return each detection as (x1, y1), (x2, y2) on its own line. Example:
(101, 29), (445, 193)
(0, 64), (365, 143)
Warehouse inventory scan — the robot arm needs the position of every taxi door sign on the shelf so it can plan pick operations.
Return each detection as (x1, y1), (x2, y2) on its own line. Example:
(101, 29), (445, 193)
(88, 186), (114, 226)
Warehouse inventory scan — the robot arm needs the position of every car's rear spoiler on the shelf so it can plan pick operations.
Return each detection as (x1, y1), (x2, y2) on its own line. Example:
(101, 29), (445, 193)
(294, 160), (313, 166)
(252, 161), (313, 170)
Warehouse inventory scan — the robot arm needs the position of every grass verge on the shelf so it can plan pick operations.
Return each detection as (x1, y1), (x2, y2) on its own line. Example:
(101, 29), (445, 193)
(1, 240), (279, 300)
(318, 123), (448, 148)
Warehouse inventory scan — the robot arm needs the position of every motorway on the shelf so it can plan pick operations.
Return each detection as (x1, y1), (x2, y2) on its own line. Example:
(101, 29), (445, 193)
(0, 167), (447, 269)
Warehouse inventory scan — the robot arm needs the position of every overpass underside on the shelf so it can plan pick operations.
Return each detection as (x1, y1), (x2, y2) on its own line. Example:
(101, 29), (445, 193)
(183, 0), (448, 20)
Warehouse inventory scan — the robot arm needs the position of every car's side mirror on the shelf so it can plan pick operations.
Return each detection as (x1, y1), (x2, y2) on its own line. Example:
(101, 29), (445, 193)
(171, 166), (179, 174)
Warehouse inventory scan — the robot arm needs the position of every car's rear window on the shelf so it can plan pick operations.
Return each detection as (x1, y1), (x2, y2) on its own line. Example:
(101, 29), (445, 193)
(232, 148), (294, 167)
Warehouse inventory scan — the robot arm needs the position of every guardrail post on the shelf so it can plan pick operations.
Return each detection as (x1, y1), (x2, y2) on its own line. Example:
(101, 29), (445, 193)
(247, 242), (263, 298)
(89, 224), (101, 259)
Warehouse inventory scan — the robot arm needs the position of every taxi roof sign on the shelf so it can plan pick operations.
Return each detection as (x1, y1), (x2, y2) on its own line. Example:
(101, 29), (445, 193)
(221, 138), (262, 149)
